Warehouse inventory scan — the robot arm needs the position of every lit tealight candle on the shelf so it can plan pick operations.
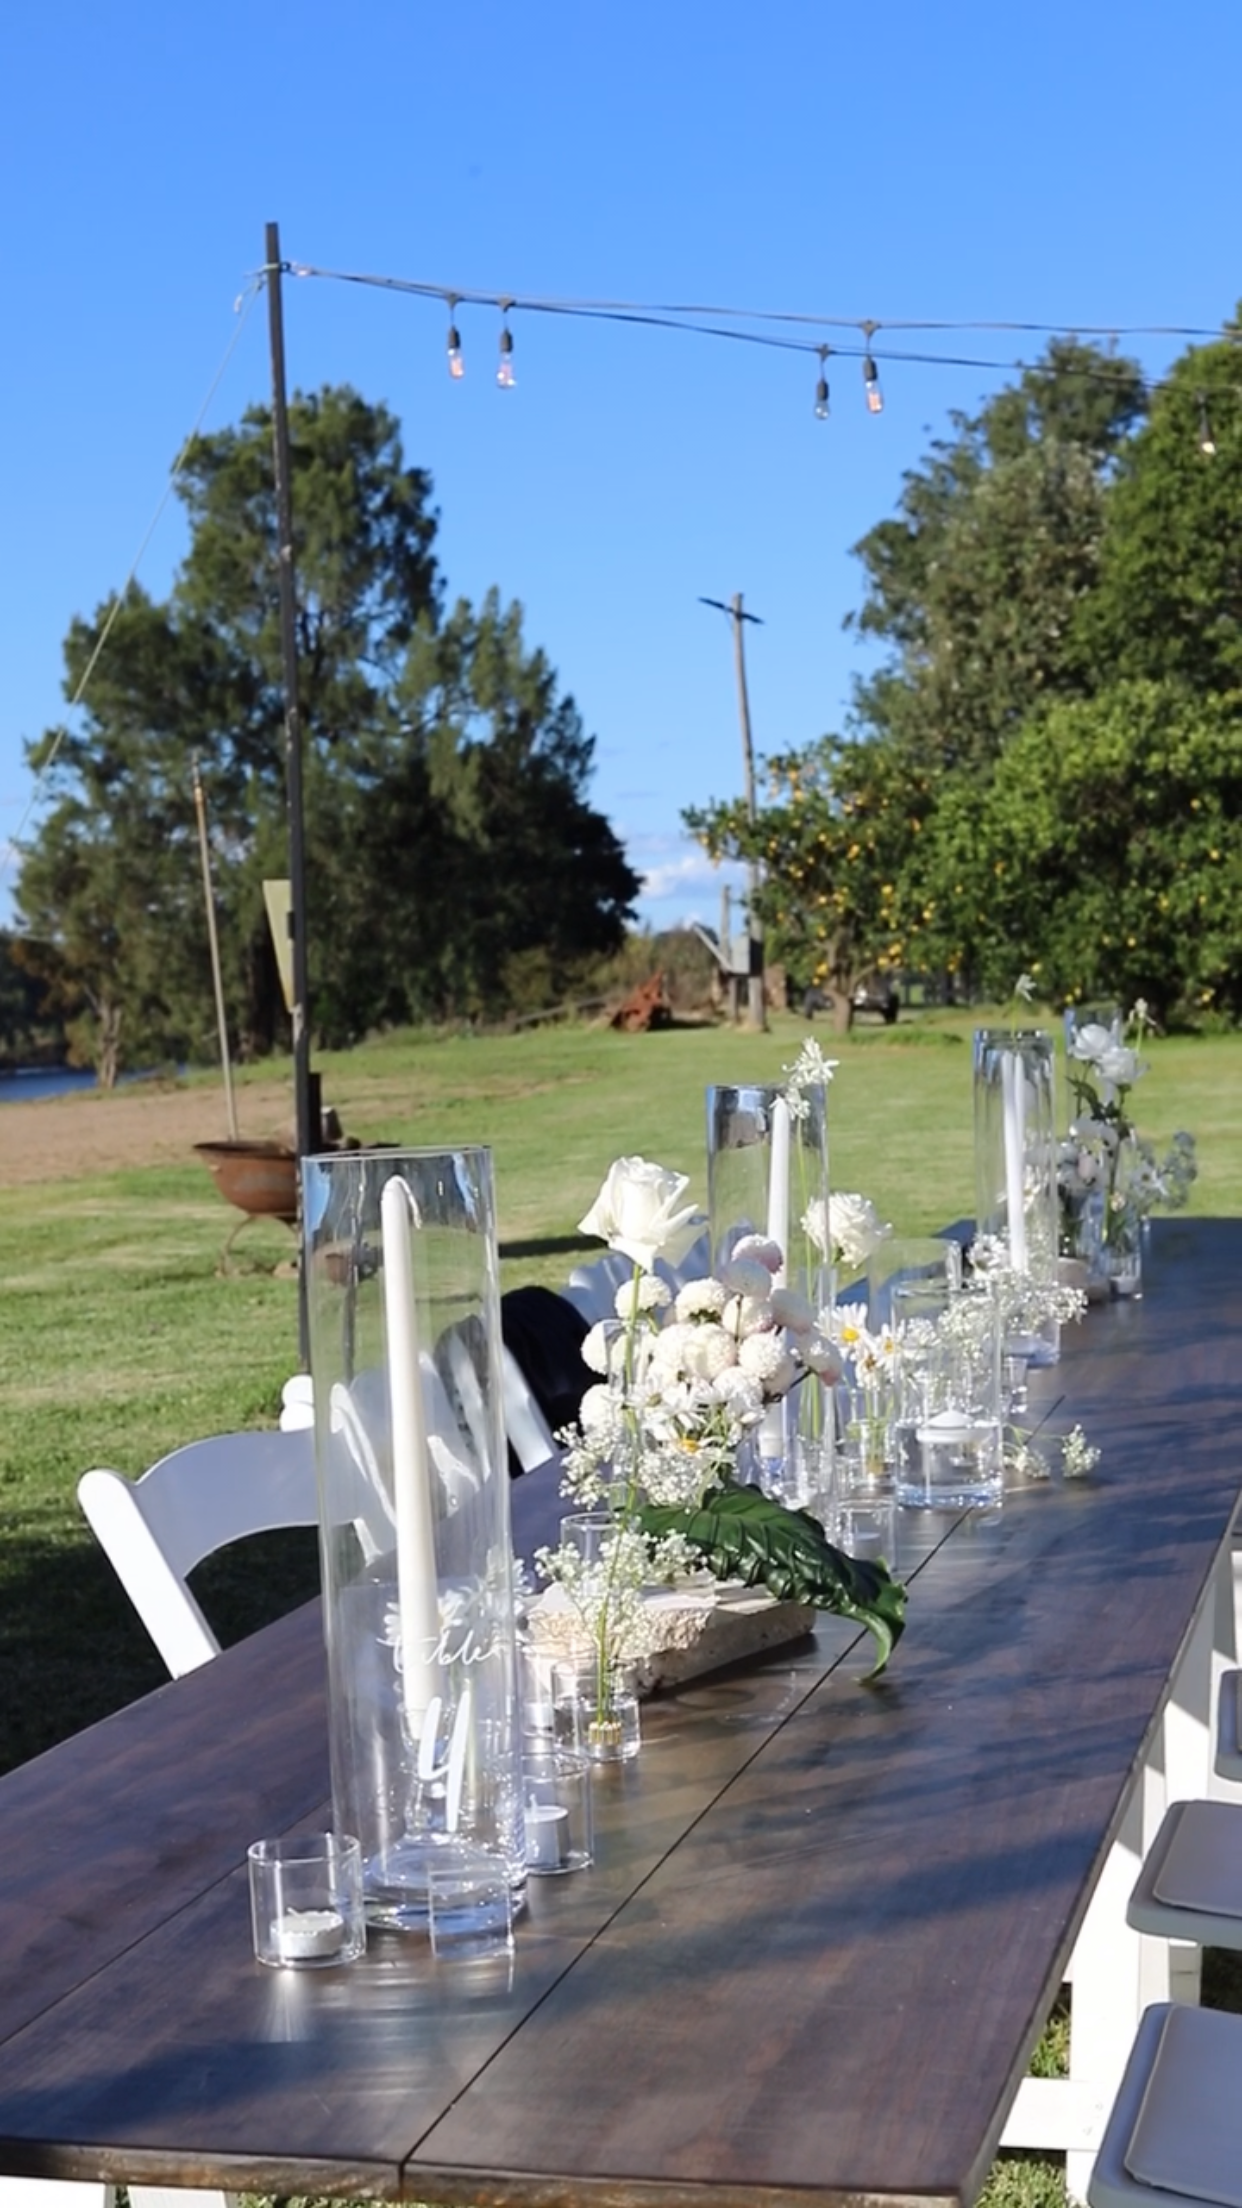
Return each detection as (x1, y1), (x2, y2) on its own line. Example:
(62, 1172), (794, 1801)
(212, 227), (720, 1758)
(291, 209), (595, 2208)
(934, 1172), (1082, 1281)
(525, 1802), (570, 1871)
(275, 1907), (347, 1962)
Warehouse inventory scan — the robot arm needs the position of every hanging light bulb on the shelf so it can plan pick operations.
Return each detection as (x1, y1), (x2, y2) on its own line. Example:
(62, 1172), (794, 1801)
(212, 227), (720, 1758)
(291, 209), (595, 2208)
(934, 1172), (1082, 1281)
(814, 346), (830, 421)
(497, 305), (516, 389)
(1198, 394), (1217, 457)
(446, 299), (464, 381)
(861, 321), (884, 415)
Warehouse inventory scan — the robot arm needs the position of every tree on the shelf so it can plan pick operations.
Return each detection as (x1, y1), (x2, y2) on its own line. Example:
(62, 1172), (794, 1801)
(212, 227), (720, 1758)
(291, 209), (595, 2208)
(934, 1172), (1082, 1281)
(1078, 318), (1242, 694)
(18, 387), (637, 1075)
(848, 339), (1147, 772)
(906, 681), (1242, 1022)
(686, 735), (928, 1030)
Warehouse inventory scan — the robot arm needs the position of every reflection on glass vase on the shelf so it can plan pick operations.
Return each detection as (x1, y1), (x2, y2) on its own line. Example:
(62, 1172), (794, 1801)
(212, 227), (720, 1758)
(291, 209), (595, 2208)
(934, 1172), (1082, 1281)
(301, 1146), (526, 1930)
(974, 1027), (1061, 1364)
(706, 1078), (831, 1481)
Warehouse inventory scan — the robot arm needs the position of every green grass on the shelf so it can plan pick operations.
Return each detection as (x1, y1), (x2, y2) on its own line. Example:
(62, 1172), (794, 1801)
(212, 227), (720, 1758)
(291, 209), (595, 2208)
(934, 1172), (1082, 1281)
(3, 1007), (1240, 2208)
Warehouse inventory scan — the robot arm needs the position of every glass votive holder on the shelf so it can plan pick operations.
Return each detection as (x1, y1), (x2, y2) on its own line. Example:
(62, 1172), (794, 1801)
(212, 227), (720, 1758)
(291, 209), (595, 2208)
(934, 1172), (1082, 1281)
(519, 1640), (558, 1741)
(868, 1234), (963, 1331)
(522, 1746), (594, 1874)
(553, 1654), (642, 1763)
(427, 1849), (515, 1964)
(248, 1832), (366, 1969)
(835, 1491), (898, 1568)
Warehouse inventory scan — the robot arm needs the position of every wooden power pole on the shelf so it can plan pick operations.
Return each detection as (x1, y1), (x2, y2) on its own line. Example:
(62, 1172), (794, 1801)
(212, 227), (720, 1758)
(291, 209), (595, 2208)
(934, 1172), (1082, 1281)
(700, 592), (767, 1031)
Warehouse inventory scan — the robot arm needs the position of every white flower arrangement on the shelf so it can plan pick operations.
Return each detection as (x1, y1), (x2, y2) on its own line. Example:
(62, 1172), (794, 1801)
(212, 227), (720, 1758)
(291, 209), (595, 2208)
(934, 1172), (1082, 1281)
(802, 1190), (892, 1273)
(1061, 1006), (1198, 1258)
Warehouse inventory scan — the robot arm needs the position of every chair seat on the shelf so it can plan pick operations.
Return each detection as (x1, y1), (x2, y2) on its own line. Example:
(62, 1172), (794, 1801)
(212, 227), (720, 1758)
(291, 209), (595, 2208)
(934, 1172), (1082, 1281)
(1089, 2003), (1242, 2208)
(1128, 1800), (1242, 1951)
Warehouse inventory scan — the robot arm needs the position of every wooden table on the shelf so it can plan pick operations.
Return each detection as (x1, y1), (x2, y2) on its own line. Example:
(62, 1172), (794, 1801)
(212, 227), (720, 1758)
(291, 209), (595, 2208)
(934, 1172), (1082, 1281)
(1, 1217), (1240, 2208)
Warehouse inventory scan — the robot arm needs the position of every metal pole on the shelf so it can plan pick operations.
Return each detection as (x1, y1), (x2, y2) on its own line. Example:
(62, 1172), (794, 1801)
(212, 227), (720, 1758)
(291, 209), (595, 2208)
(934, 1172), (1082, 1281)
(191, 756), (240, 1141)
(728, 591), (767, 1032)
(700, 594), (767, 1032)
(264, 220), (314, 1360)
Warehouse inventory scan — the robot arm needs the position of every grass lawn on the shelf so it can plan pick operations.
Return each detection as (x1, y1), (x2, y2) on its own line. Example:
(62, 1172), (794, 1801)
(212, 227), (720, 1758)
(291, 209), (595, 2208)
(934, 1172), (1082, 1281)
(2, 1005), (1238, 2208)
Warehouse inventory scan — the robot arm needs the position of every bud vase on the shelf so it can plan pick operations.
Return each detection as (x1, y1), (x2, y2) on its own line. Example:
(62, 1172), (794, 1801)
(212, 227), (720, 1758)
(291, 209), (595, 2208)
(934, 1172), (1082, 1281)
(705, 1080), (831, 1479)
(301, 1145), (526, 1929)
(973, 1028), (1060, 1365)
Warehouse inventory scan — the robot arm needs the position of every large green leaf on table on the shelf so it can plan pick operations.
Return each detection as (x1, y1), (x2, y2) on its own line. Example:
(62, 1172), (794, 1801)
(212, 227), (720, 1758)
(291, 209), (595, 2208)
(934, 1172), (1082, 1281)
(638, 1478), (906, 1676)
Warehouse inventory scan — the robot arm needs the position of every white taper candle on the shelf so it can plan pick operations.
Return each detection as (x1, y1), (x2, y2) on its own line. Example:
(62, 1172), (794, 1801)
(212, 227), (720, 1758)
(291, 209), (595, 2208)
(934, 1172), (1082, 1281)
(1001, 1053), (1029, 1272)
(380, 1175), (443, 1738)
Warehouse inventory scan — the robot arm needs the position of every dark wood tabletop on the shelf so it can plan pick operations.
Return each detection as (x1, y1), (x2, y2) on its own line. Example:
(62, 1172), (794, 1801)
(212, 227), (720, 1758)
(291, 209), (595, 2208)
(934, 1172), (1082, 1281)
(1, 1217), (1239, 2208)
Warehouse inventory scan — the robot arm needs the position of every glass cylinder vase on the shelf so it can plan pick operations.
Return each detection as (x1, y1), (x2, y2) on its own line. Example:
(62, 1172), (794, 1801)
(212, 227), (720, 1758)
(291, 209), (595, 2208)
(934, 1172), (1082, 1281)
(973, 1028), (1060, 1364)
(301, 1145), (526, 1930)
(705, 1080), (831, 1478)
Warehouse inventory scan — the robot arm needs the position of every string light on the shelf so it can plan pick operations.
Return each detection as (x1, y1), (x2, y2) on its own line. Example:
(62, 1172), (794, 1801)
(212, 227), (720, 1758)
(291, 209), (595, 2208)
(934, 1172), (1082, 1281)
(497, 302), (516, 389)
(1198, 393), (1217, 456)
(814, 346), (830, 421)
(862, 322), (884, 415)
(446, 297), (464, 380)
(271, 256), (1242, 425)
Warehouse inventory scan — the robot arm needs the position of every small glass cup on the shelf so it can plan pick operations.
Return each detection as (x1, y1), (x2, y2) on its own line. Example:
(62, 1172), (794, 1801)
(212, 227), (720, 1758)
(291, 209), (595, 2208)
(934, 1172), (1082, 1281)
(427, 1850), (515, 1963)
(553, 1654), (641, 1763)
(835, 1491), (898, 1566)
(868, 1235), (963, 1331)
(518, 1641), (558, 1741)
(248, 1832), (366, 1969)
(522, 1746), (594, 1874)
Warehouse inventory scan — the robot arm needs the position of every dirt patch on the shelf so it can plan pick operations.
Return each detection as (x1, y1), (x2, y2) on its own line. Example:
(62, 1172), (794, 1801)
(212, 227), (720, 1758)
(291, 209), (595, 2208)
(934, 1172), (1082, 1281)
(0, 1081), (298, 1191)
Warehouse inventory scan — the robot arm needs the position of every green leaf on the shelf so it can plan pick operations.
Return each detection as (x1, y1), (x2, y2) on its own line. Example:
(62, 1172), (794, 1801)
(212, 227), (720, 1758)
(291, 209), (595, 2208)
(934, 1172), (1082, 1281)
(638, 1478), (906, 1677)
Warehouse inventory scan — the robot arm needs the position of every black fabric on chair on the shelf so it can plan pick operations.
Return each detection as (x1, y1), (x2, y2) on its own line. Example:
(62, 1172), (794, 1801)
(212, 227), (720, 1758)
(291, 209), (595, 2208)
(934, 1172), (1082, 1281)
(500, 1286), (591, 1476)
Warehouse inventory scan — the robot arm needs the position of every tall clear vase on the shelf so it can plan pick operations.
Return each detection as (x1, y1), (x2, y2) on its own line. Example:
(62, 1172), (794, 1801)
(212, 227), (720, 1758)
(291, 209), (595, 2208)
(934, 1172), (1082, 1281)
(705, 1080), (831, 1485)
(302, 1145), (526, 1929)
(973, 1028), (1060, 1365)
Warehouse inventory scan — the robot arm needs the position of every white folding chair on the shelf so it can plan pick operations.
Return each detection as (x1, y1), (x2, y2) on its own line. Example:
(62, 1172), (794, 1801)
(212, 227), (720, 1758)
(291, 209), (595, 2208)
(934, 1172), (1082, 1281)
(78, 1428), (320, 1678)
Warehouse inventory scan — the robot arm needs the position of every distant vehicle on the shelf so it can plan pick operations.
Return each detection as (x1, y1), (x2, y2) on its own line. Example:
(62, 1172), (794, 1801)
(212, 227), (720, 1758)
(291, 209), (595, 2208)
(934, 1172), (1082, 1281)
(801, 977), (900, 1025)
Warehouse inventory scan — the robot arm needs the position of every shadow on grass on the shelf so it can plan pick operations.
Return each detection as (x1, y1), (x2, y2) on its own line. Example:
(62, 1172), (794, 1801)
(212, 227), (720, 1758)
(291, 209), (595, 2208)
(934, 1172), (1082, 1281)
(0, 1526), (321, 1780)
(500, 1232), (596, 1261)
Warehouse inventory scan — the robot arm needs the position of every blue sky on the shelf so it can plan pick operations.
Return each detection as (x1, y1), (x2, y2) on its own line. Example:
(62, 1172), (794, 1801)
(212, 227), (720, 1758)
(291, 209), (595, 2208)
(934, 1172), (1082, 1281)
(1, 0), (1238, 937)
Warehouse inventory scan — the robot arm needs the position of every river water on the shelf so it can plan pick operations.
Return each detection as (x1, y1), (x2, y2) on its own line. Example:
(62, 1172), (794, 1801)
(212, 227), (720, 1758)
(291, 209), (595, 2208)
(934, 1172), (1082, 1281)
(0, 1067), (104, 1104)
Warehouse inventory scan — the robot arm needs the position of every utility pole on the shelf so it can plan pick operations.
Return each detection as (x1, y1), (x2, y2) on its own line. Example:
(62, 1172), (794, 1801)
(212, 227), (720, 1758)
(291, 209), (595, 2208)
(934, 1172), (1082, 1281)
(264, 220), (317, 1361)
(699, 592), (767, 1031)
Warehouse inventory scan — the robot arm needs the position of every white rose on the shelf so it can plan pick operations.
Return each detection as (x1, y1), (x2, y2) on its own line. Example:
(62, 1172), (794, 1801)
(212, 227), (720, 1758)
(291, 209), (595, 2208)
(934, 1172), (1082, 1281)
(1097, 1043), (1142, 1087)
(1069, 1023), (1114, 1066)
(578, 1157), (707, 1272)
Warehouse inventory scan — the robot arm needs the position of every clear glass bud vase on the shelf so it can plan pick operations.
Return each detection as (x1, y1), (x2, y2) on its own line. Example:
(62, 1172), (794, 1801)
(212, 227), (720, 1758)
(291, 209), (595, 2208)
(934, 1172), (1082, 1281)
(302, 1146), (526, 1929)
(973, 1029), (1060, 1364)
(705, 1080), (831, 1478)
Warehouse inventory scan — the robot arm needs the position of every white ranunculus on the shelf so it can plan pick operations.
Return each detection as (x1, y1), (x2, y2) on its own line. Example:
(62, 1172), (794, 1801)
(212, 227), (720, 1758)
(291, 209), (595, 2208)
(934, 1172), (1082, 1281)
(718, 1254), (777, 1299)
(679, 1323), (737, 1382)
(769, 1286), (815, 1334)
(674, 1277), (728, 1323)
(581, 1322), (618, 1376)
(613, 1274), (671, 1321)
(828, 1192), (890, 1268)
(578, 1157), (708, 1272)
(730, 1233), (784, 1275)
(737, 1332), (797, 1395)
(722, 1291), (775, 1340)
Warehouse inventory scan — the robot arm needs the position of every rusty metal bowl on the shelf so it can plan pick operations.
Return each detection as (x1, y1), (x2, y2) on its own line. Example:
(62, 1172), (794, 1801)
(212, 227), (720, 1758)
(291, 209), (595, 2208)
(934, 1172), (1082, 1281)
(193, 1139), (299, 1224)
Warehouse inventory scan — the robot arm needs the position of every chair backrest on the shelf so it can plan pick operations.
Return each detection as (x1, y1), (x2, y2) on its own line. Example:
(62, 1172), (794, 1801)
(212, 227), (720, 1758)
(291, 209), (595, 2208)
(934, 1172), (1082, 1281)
(78, 1428), (319, 1679)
